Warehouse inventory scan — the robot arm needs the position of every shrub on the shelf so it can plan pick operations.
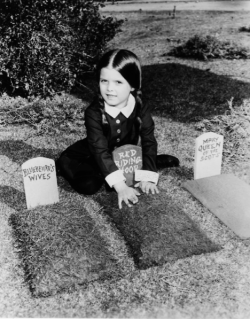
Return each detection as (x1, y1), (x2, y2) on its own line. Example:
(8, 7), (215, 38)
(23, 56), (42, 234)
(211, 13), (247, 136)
(168, 34), (250, 60)
(195, 98), (250, 164)
(0, 0), (123, 97)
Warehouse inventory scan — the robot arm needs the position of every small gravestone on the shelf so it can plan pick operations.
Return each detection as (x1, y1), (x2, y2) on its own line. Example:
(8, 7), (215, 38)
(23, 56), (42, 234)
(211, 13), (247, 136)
(22, 157), (59, 209)
(194, 132), (223, 180)
(112, 144), (142, 186)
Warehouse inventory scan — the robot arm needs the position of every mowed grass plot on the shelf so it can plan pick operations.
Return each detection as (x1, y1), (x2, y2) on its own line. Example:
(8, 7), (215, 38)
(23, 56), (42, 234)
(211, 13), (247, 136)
(96, 188), (220, 269)
(9, 188), (129, 297)
(1, 9), (250, 318)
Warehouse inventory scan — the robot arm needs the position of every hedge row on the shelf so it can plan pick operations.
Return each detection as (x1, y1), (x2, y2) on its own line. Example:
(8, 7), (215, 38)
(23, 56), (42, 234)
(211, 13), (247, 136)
(0, 0), (123, 97)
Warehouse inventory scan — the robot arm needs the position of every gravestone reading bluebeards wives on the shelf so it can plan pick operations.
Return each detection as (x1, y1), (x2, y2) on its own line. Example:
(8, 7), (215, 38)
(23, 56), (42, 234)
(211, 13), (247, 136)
(112, 145), (142, 186)
(194, 132), (224, 180)
(22, 157), (59, 209)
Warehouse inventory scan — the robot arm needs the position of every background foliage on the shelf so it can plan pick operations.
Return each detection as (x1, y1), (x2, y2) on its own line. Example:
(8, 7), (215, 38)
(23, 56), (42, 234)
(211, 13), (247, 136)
(168, 34), (250, 60)
(0, 0), (123, 97)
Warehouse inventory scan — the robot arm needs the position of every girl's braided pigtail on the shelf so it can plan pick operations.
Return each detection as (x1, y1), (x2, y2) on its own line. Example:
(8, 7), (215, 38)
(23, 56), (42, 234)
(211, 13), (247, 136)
(134, 89), (142, 127)
(133, 89), (143, 145)
(98, 93), (109, 134)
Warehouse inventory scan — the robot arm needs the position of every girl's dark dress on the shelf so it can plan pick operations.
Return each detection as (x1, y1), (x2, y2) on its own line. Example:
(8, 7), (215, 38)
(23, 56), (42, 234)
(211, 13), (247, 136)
(56, 95), (158, 195)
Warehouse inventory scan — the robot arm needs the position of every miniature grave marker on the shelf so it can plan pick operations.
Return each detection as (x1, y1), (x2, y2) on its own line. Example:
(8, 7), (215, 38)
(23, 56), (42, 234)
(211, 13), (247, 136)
(194, 132), (224, 180)
(22, 157), (59, 209)
(112, 144), (142, 186)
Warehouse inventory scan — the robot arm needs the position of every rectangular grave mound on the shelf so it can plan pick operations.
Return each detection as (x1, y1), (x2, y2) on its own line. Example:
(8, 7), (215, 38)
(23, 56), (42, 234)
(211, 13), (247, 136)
(97, 189), (220, 269)
(9, 191), (124, 297)
(183, 174), (250, 239)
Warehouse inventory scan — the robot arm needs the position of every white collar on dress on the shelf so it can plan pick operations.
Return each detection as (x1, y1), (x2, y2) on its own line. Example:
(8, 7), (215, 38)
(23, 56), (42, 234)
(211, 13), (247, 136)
(104, 94), (135, 118)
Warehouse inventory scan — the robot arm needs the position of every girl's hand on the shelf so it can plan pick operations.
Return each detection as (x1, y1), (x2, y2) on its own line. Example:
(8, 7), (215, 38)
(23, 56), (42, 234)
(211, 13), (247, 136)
(113, 181), (141, 209)
(134, 181), (159, 195)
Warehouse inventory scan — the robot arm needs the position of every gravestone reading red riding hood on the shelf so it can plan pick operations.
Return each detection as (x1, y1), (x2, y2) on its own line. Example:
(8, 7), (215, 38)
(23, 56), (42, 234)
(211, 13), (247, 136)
(112, 144), (142, 186)
(22, 157), (59, 209)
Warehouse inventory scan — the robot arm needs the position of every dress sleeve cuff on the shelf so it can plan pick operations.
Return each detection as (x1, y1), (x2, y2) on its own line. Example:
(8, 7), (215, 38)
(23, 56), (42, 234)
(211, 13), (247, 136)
(105, 170), (126, 187)
(135, 170), (159, 184)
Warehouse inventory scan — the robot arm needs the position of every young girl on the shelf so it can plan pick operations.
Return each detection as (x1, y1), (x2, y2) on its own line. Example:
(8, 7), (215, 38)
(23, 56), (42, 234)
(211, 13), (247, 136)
(56, 49), (179, 209)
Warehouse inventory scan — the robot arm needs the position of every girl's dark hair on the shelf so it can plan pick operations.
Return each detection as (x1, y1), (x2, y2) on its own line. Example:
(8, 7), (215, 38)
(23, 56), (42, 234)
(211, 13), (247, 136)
(96, 49), (143, 144)
(96, 49), (141, 90)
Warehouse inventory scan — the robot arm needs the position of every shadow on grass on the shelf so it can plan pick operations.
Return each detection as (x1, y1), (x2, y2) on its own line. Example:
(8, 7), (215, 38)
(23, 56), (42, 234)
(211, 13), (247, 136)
(0, 140), (61, 165)
(0, 185), (26, 211)
(0, 139), (76, 193)
(142, 63), (250, 121)
(0, 139), (89, 195)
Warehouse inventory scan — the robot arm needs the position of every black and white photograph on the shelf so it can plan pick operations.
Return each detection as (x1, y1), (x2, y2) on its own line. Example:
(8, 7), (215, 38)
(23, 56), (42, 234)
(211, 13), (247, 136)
(0, 0), (250, 317)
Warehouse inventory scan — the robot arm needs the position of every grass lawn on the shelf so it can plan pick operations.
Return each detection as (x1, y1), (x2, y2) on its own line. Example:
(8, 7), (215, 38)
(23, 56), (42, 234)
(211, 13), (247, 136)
(1, 9), (250, 318)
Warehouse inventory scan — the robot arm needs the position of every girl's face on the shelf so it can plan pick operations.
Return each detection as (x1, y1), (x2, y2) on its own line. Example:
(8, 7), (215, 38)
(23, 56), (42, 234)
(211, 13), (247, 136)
(99, 67), (134, 109)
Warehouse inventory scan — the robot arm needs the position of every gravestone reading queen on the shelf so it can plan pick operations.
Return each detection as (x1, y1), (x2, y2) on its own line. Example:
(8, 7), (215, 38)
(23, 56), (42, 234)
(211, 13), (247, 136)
(194, 132), (224, 180)
(22, 157), (59, 209)
(183, 131), (250, 239)
(112, 144), (142, 186)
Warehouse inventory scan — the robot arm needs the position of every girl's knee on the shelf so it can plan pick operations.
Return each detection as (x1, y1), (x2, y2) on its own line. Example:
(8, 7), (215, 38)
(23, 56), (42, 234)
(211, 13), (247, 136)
(72, 177), (104, 195)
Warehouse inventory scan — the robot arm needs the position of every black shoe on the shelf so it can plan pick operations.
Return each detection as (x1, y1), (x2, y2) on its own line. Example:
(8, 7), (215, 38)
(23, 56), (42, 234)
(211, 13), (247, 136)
(156, 154), (180, 170)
